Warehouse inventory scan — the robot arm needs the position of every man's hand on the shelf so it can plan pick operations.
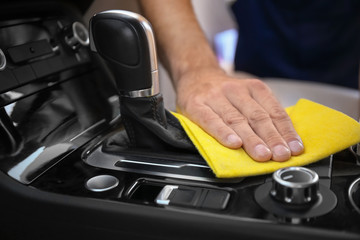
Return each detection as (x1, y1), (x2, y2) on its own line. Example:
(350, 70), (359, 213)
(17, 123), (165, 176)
(176, 68), (304, 161)
(138, 0), (304, 161)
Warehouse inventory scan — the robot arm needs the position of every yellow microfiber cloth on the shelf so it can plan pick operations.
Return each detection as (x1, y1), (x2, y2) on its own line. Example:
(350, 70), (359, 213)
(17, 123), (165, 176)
(172, 99), (360, 178)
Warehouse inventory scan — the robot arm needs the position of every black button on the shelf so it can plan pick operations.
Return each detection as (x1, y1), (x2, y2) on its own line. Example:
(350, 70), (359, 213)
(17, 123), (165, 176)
(31, 56), (64, 79)
(168, 186), (203, 207)
(166, 186), (230, 210)
(7, 39), (53, 63)
(201, 189), (230, 210)
(0, 69), (19, 92)
(61, 55), (78, 69)
(13, 65), (36, 84)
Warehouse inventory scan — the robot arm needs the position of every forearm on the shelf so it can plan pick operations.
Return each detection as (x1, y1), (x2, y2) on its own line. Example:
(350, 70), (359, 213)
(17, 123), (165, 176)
(138, 0), (221, 88)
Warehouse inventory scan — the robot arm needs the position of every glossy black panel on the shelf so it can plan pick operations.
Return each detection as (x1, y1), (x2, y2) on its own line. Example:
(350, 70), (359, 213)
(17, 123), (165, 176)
(0, 2), (118, 184)
(0, 2), (359, 240)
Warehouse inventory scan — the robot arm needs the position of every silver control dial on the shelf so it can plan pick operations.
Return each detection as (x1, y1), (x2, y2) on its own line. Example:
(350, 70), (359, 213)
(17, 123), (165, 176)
(85, 175), (119, 192)
(65, 22), (90, 50)
(270, 167), (319, 204)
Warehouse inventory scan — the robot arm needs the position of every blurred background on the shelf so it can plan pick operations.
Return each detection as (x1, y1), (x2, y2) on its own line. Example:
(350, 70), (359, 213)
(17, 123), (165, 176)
(83, 0), (359, 120)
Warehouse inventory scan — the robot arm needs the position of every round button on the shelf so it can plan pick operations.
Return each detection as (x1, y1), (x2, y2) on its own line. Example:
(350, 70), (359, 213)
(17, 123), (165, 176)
(86, 175), (119, 192)
(65, 22), (89, 50)
(271, 167), (319, 204)
(0, 48), (7, 71)
(348, 177), (360, 214)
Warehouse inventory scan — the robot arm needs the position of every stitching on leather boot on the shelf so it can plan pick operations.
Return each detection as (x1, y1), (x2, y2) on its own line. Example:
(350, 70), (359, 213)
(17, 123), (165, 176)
(123, 117), (136, 146)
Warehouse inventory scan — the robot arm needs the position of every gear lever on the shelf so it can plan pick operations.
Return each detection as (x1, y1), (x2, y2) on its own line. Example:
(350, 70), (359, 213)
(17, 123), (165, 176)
(89, 10), (159, 98)
(89, 10), (197, 154)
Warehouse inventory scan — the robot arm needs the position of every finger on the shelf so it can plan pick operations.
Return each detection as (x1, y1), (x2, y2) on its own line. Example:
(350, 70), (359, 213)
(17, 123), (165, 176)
(188, 104), (243, 149)
(249, 80), (304, 156)
(207, 96), (272, 161)
(229, 96), (290, 161)
(223, 82), (291, 161)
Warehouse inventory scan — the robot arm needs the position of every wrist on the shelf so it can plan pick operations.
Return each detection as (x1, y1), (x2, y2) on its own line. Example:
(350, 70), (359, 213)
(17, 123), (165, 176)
(172, 57), (224, 86)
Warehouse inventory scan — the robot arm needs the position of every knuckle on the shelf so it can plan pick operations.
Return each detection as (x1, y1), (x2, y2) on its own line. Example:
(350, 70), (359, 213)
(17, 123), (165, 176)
(182, 95), (204, 113)
(280, 128), (298, 141)
(221, 81), (247, 95)
(264, 134), (283, 147)
(221, 82), (235, 94)
(248, 79), (268, 91)
(242, 134), (262, 148)
(221, 80), (236, 89)
(248, 109), (270, 125)
(214, 125), (232, 138)
(246, 134), (260, 143)
(222, 109), (247, 126)
(269, 106), (289, 121)
(191, 95), (205, 106)
(194, 109), (233, 140)
(207, 87), (220, 97)
(197, 109), (217, 125)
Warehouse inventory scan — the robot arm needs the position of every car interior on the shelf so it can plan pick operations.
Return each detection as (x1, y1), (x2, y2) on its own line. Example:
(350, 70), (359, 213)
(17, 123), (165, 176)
(0, 1), (359, 239)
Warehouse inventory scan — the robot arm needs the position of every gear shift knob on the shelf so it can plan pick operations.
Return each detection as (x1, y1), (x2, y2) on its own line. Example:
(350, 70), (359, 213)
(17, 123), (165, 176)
(89, 10), (196, 157)
(89, 10), (159, 97)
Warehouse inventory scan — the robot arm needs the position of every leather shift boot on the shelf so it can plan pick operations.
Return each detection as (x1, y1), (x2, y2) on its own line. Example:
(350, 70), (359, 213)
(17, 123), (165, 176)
(103, 94), (203, 163)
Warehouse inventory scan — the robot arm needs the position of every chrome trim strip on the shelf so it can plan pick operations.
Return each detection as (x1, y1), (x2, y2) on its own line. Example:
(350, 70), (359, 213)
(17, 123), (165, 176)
(0, 48), (7, 71)
(83, 144), (243, 183)
(69, 119), (106, 142)
(155, 185), (179, 205)
(118, 159), (209, 169)
(120, 70), (159, 98)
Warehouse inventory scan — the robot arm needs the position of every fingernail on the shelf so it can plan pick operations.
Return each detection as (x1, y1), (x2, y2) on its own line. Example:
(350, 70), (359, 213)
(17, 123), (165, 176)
(226, 134), (242, 146)
(272, 145), (291, 161)
(254, 144), (271, 159)
(288, 140), (304, 155)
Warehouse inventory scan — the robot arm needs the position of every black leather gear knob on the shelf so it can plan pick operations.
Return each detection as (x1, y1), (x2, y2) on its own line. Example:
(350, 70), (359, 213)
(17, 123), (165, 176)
(89, 10), (159, 97)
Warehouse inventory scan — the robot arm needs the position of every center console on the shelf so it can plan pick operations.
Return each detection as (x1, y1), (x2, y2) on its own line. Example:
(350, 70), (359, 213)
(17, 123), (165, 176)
(0, 2), (359, 240)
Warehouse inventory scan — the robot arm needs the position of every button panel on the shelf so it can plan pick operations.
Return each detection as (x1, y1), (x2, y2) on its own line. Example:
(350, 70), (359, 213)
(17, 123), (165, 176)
(0, 18), (91, 97)
(156, 185), (230, 210)
(7, 39), (54, 63)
